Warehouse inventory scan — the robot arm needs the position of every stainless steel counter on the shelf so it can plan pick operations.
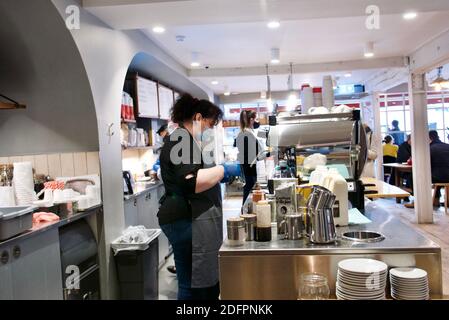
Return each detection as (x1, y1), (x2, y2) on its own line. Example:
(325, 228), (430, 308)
(0, 205), (101, 247)
(220, 202), (439, 255)
(219, 202), (442, 299)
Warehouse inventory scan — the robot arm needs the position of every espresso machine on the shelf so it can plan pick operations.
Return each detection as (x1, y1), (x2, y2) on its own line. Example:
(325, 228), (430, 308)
(267, 109), (368, 213)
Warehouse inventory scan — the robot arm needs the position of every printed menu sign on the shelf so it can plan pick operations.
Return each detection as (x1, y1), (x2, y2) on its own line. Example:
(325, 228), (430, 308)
(136, 76), (159, 118)
(158, 85), (174, 120)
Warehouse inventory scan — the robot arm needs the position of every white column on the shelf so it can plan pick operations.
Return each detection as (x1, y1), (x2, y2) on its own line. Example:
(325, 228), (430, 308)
(408, 73), (433, 223)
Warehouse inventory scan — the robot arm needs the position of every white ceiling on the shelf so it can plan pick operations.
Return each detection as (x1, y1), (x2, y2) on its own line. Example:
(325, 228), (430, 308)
(196, 69), (387, 94)
(84, 0), (449, 94)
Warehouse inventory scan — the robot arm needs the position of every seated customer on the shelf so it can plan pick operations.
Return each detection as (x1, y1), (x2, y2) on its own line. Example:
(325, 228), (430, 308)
(397, 134), (413, 190)
(429, 130), (449, 206)
(383, 135), (398, 183)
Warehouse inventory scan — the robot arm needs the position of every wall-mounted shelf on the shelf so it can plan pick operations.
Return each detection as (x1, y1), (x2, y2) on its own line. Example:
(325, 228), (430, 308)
(122, 146), (155, 151)
(0, 95), (26, 110)
(121, 119), (137, 124)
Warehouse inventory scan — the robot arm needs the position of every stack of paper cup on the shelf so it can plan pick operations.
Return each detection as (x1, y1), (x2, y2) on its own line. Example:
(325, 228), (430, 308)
(13, 162), (36, 205)
(0, 186), (16, 207)
(300, 86), (314, 114)
(322, 75), (335, 110)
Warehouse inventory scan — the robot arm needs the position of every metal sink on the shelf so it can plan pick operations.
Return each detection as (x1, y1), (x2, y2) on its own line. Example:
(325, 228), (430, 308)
(342, 231), (385, 243)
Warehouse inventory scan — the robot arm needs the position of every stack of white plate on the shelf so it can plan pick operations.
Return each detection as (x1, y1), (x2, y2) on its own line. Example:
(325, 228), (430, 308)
(390, 268), (429, 300)
(13, 162), (36, 206)
(336, 258), (388, 300)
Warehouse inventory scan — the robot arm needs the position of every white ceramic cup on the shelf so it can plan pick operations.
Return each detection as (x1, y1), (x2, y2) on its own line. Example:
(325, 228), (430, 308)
(53, 189), (63, 202)
(43, 189), (53, 202)
(0, 186), (16, 207)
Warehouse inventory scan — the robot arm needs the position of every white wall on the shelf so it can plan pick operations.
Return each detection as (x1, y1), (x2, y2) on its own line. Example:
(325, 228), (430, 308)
(51, 0), (210, 299)
(0, 0), (99, 157)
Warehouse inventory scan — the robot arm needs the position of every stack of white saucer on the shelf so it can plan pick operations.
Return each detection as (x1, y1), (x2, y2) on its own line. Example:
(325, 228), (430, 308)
(390, 267), (429, 300)
(336, 258), (388, 300)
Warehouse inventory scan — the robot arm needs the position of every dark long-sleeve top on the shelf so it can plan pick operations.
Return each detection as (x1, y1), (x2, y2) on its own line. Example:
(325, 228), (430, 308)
(430, 140), (449, 182)
(397, 142), (412, 163)
(157, 127), (221, 225)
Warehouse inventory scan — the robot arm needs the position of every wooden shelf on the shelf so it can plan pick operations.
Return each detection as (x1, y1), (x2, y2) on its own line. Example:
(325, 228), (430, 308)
(0, 101), (26, 110)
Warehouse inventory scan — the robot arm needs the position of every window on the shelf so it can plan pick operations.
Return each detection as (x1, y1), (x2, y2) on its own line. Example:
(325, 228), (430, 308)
(380, 90), (449, 143)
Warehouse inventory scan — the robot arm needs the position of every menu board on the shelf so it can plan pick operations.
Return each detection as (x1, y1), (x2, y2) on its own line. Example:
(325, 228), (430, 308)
(158, 84), (174, 120)
(136, 76), (159, 118)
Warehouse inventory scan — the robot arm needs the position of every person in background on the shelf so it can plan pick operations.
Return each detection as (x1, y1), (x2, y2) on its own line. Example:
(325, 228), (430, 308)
(152, 124), (177, 276)
(361, 124), (379, 178)
(383, 135), (398, 183)
(397, 134), (413, 190)
(158, 93), (228, 300)
(389, 120), (405, 146)
(429, 130), (449, 206)
(236, 110), (267, 205)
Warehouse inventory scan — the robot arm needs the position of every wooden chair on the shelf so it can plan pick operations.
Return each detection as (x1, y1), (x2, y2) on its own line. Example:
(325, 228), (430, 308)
(432, 183), (449, 215)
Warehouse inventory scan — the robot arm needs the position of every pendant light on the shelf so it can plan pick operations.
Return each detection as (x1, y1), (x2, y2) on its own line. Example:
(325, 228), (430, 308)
(286, 62), (297, 111)
(430, 66), (449, 91)
(266, 64), (274, 113)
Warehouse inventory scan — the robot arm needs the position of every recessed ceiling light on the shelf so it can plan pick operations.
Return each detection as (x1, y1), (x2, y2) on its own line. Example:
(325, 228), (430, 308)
(403, 12), (417, 20)
(267, 21), (280, 29)
(364, 52), (374, 58)
(224, 92), (231, 96)
(344, 72), (352, 78)
(190, 62), (201, 67)
(211, 80), (219, 85)
(152, 26), (165, 33)
(231, 92), (239, 95)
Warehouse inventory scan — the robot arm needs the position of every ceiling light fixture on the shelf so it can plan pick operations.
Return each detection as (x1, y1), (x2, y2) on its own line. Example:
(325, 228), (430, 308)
(267, 21), (280, 29)
(344, 72), (352, 78)
(403, 12), (417, 20)
(223, 86), (231, 96)
(190, 52), (201, 67)
(430, 66), (449, 91)
(152, 26), (165, 33)
(211, 80), (219, 85)
(271, 48), (280, 64)
(364, 41), (374, 58)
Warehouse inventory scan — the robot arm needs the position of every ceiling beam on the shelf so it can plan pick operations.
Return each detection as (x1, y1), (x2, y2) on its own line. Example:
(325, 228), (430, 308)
(363, 67), (409, 92)
(409, 28), (449, 73)
(189, 57), (408, 78)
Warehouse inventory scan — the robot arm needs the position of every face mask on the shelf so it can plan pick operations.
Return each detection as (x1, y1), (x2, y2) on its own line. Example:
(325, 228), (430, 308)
(253, 121), (260, 129)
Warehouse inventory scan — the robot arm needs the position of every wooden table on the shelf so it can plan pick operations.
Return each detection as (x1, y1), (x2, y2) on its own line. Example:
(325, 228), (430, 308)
(383, 163), (413, 194)
(361, 177), (411, 203)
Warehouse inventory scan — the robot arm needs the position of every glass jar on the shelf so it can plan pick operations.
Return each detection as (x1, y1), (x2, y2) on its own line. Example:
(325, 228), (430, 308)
(298, 272), (330, 300)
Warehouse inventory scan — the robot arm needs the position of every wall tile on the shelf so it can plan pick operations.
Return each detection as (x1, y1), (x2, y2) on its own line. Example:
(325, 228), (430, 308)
(60, 153), (75, 177)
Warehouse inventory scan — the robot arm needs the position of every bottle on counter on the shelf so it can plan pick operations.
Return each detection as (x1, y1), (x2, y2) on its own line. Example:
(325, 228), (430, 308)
(255, 200), (272, 242)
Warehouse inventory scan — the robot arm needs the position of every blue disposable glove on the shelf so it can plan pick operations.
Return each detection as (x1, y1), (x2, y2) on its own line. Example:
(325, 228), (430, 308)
(220, 162), (241, 183)
(152, 158), (161, 172)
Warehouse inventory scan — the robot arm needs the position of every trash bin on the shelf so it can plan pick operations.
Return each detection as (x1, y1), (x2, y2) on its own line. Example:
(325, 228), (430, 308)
(112, 227), (161, 300)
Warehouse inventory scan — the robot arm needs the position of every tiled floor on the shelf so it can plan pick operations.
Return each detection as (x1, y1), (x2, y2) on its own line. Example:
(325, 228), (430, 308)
(159, 196), (449, 299)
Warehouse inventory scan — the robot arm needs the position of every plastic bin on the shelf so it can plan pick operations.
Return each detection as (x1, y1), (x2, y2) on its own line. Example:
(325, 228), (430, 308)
(0, 206), (35, 240)
(112, 229), (161, 300)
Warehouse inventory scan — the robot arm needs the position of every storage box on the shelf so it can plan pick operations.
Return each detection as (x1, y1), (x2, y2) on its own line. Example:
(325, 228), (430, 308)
(0, 206), (35, 240)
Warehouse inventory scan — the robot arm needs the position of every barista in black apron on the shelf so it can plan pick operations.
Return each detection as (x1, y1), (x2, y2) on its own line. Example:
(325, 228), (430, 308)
(158, 93), (225, 300)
